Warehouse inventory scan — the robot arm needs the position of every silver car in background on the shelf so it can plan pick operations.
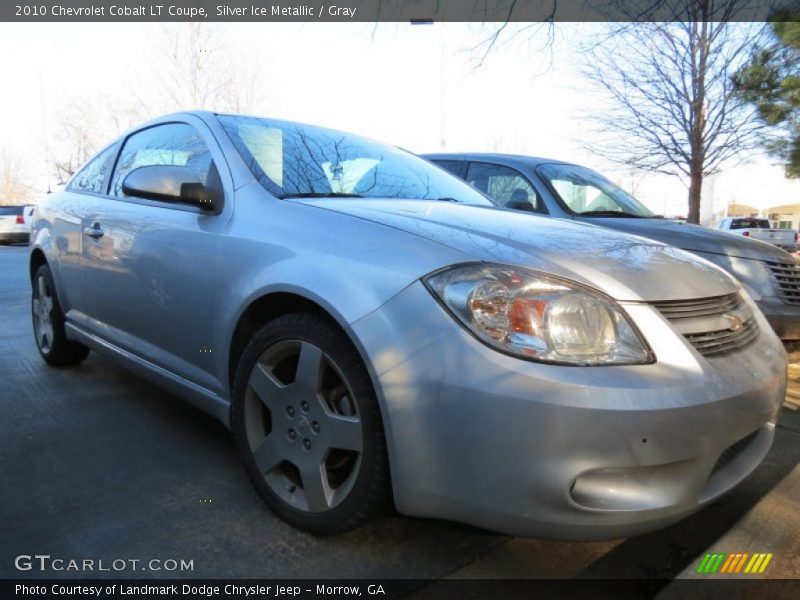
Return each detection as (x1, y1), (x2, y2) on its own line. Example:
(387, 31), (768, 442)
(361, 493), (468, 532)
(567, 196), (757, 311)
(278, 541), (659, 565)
(425, 153), (800, 342)
(30, 112), (786, 539)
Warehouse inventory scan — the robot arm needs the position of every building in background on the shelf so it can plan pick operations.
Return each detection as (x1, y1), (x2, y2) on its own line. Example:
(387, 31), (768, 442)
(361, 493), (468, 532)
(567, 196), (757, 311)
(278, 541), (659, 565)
(766, 204), (800, 230)
(710, 202), (758, 224)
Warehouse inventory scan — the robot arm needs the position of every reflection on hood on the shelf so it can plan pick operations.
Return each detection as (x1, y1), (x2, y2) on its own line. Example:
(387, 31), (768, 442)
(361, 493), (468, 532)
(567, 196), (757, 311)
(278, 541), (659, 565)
(587, 217), (794, 262)
(300, 199), (737, 303)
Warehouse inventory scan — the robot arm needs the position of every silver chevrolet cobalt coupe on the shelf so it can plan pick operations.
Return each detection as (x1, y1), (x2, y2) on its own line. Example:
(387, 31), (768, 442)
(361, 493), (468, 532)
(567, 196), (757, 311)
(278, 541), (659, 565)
(30, 112), (786, 539)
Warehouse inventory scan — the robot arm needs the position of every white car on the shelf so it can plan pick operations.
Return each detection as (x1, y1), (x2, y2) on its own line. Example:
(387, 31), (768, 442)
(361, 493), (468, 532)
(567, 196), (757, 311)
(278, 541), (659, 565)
(0, 205), (33, 244)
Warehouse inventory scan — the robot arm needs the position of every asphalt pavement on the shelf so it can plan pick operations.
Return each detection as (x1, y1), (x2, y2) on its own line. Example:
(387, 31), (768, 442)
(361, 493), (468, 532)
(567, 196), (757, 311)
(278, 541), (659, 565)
(1, 244), (799, 591)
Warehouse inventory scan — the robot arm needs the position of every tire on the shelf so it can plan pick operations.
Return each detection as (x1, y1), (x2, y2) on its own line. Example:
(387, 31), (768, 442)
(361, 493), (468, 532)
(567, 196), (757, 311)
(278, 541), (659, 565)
(32, 264), (90, 367)
(231, 312), (390, 534)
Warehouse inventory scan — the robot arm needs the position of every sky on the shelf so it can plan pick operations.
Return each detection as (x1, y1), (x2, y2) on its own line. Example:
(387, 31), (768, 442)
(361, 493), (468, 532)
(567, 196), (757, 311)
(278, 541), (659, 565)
(1, 21), (798, 220)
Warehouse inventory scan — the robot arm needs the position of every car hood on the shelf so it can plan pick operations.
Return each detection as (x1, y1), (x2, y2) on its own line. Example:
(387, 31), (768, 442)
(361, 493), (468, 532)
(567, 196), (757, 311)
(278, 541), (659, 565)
(581, 217), (795, 262)
(300, 199), (736, 302)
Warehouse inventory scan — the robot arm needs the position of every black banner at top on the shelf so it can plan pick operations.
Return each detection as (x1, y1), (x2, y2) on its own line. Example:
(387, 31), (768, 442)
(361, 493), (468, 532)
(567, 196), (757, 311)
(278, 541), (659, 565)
(1, 0), (795, 23)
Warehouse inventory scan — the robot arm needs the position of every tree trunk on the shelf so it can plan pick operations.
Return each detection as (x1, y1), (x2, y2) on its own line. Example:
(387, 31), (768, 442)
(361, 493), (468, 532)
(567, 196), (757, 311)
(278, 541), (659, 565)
(686, 15), (708, 226)
(687, 171), (702, 224)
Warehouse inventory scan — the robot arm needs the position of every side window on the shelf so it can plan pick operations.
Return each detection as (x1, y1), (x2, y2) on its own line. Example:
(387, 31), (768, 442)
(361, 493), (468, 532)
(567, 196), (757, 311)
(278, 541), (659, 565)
(110, 123), (215, 198)
(465, 162), (545, 213)
(68, 145), (115, 195)
(432, 160), (465, 177)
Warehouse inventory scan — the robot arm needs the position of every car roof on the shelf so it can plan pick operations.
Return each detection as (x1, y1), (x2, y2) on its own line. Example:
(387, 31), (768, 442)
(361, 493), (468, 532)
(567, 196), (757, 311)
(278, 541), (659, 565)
(145, 111), (390, 148)
(421, 152), (577, 170)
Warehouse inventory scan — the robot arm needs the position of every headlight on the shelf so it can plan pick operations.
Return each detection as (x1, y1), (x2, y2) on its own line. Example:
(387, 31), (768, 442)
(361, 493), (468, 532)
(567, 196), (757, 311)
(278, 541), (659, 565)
(424, 263), (653, 365)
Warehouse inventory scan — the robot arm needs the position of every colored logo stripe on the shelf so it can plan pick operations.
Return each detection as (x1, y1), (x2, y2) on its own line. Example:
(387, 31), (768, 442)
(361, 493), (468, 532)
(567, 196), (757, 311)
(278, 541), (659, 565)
(698, 552), (774, 574)
(720, 553), (736, 573)
(733, 553), (748, 573)
(697, 553), (726, 573)
(755, 553), (773, 573)
(696, 554), (713, 573)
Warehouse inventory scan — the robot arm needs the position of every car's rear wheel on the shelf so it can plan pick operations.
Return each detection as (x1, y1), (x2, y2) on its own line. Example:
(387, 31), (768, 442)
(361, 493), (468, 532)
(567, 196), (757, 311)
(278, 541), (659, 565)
(231, 312), (389, 534)
(32, 264), (90, 367)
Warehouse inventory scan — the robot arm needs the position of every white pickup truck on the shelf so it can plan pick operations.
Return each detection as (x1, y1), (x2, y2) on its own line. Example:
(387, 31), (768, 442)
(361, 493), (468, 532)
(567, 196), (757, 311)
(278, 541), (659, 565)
(715, 217), (797, 253)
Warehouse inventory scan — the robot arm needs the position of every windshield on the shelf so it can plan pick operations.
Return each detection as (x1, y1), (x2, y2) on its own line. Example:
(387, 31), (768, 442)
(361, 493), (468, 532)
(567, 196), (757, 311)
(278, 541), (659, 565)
(218, 115), (492, 205)
(537, 163), (655, 217)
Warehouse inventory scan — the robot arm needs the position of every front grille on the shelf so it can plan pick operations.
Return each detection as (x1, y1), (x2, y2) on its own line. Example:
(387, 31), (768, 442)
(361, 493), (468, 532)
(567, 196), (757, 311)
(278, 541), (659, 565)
(651, 293), (740, 320)
(766, 260), (800, 305)
(683, 319), (759, 357)
(651, 293), (758, 357)
(710, 430), (759, 477)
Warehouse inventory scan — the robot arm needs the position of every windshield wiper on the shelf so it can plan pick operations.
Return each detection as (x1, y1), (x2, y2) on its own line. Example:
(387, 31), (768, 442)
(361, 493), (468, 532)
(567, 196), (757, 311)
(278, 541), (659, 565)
(579, 210), (648, 218)
(282, 192), (364, 199)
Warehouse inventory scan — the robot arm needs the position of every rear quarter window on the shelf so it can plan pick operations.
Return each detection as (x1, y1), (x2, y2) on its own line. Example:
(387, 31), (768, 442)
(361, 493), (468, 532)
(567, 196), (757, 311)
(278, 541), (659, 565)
(730, 218), (769, 229)
(432, 160), (465, 176)
(68, 145), (116, 195)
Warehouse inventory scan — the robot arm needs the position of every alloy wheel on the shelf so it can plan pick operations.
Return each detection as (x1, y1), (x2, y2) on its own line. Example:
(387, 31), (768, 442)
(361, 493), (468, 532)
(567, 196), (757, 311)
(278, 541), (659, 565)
(244, 339), (364, 513)
(32, 273), (55, 354)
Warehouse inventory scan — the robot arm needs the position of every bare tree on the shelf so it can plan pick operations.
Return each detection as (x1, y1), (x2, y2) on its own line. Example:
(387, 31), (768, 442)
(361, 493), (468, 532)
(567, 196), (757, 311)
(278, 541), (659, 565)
(470, 21), (557, 70)
(45, 24), (270, 184)
(48, 97), (144, 182)
(580, 16), (766, 223)
(0, 149), (36, 205)
(147, 23), (269, 114)
(48, 99), (102, 182)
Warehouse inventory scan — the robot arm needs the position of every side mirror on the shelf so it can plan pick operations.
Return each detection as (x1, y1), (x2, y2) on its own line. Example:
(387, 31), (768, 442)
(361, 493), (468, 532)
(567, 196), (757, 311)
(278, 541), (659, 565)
(504, 198), (535, 212)
(122, 165), (218, 211)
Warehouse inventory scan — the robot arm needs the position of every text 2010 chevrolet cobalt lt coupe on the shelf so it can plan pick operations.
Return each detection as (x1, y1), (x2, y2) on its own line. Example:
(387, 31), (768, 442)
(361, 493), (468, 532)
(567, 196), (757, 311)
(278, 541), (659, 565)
(30, 112), (786, 539)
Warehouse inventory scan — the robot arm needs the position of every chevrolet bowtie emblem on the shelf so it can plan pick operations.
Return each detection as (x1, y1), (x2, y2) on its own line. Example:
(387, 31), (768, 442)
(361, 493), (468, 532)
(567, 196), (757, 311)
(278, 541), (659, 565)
(725, 313), (744, 332)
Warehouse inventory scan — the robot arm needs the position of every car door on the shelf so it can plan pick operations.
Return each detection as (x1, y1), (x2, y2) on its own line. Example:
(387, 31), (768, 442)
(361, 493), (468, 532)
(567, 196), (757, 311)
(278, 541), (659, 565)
(45, 144), (118, 320)
(79, 119), (232, 394)
(464, 162), (548, 213)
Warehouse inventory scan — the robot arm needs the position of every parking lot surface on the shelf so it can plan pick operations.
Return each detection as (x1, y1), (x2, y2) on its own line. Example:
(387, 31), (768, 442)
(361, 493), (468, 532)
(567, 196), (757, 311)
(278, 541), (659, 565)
(1, 244), (799, 589)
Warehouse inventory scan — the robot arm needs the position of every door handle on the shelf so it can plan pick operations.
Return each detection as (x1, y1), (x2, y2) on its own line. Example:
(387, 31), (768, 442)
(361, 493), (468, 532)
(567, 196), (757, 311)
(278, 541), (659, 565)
(83, 223), (105, 239)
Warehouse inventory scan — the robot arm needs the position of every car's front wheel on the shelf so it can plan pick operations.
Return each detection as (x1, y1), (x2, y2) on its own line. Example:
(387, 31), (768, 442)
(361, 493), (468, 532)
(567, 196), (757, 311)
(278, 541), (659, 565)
(231, 312), (389, 534)
(32, 264), (90, 367)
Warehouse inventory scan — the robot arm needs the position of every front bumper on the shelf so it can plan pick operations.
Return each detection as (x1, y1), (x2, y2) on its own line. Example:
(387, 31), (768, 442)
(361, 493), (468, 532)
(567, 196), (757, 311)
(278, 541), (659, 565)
(352, 281), (786, 540)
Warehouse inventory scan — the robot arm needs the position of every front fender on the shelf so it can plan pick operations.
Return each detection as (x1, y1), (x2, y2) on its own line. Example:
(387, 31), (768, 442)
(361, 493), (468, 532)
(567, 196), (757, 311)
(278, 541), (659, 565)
(213, 189), (469, 396)
(29, 206), (71, 310)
